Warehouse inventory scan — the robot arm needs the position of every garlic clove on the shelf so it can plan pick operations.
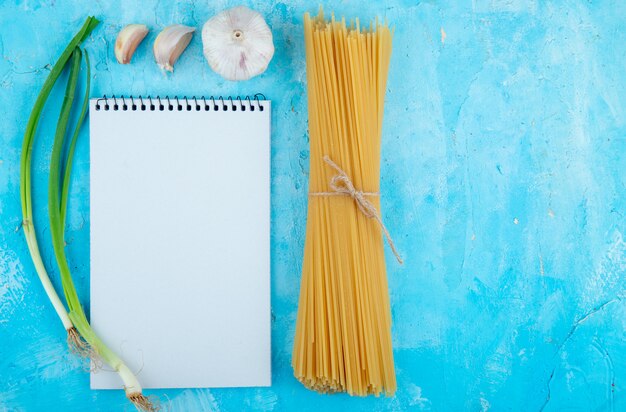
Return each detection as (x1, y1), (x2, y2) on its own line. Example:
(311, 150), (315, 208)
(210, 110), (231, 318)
(202, 6), (274, 81)
(115, 24), (149, 64)
(153, 25), (195, 72)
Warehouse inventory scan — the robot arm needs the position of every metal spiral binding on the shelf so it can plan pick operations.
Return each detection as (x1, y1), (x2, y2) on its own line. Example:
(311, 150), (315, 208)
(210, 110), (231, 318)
(94, 94), (266, 112)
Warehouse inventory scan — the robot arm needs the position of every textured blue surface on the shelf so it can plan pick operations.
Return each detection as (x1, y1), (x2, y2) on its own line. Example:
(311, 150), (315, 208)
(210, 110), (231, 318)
(1, 0), (626, 411)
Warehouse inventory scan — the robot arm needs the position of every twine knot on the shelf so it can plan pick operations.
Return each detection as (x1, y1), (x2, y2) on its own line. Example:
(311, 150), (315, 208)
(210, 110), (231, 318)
(310, 156), (403, 264)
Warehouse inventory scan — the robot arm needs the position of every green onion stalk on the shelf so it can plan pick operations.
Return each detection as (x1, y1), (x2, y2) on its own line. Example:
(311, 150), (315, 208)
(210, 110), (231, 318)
(20, 17), (157, 412)
(19, 15), (99, 359)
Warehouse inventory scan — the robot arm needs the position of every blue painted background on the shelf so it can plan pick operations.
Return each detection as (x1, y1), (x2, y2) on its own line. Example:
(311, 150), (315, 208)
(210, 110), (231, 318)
(1, 0), (626, 411)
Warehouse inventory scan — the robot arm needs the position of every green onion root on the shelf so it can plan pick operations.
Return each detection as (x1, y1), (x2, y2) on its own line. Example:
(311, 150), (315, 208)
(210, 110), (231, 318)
(66, 326), (94, 359)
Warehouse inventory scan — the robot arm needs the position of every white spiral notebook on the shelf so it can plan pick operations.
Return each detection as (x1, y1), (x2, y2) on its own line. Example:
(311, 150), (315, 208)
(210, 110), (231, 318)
(89, 95), (271, 389)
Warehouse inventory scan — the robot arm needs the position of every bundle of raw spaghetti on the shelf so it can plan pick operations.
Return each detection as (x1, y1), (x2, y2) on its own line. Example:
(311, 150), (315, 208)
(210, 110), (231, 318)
(292, 11), (398, 396)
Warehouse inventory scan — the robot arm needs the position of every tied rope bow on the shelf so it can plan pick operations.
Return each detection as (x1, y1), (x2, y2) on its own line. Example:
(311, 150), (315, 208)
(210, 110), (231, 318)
(310, 156), (403, 264)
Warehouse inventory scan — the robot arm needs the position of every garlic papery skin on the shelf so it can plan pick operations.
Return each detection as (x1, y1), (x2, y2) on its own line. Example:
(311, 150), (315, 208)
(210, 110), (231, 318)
(202, 6), (274, 81)
(115, 24), (149, 64)
(153, 25), (195, 72)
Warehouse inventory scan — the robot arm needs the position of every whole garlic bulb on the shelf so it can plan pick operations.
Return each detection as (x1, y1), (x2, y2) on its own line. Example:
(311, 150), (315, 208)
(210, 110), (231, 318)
(202, 6), (274, 81)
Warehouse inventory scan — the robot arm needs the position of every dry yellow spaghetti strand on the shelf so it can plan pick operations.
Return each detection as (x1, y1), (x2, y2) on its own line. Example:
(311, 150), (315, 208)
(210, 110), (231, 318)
(292, 10), (396, 396)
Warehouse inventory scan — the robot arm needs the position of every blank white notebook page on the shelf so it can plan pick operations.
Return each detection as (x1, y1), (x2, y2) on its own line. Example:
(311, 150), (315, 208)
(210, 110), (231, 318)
(89, 98), (271, 389)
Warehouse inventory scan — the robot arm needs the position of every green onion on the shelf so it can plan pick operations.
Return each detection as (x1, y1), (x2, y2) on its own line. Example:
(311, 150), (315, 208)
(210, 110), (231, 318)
(20, 17), (157, 411)
(19, 15), (99, 352)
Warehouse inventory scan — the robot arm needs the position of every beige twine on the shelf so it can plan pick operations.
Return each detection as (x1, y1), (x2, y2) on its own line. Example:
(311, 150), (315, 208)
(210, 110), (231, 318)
(309, 155), (403, 264)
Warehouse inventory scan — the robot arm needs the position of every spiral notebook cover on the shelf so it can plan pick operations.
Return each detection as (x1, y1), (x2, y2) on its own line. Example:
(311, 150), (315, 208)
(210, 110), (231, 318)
(89, 96), (271, 389)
